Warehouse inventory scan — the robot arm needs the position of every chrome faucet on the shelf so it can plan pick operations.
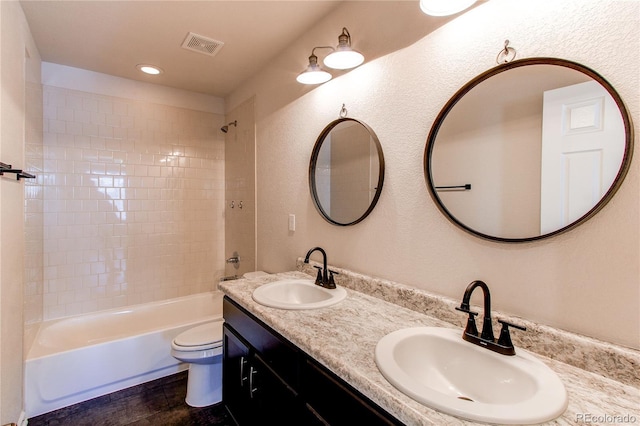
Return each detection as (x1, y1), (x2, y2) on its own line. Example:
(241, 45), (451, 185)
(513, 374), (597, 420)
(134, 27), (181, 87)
(303, 247), (337, 289)
(455, 280), (526, 356)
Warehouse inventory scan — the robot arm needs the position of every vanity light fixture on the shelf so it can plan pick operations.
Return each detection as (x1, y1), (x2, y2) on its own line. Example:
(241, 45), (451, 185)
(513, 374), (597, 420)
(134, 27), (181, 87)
(419, 0), (476, 16)
(136, 64), (163, 75)
(296, 27), (364, 85)
(296, 48), (333, 85)
(323, 27), (364, 70)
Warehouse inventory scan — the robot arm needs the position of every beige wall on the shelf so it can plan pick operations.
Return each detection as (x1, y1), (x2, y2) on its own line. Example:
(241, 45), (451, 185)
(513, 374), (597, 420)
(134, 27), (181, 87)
(23, 16), (44, 350)
(23, 48), (43, 355)
(229, 0), (639, 349)
(224, 98), (256, 277)
(0, 1), (41, 423)
(25, 75), (226, 320)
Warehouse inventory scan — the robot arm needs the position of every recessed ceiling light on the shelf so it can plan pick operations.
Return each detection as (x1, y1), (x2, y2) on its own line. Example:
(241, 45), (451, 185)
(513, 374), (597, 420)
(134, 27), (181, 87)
(136, 64), (163, 75)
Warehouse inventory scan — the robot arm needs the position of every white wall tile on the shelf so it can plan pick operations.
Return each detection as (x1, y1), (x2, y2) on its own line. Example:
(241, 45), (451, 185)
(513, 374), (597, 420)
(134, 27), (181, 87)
(28, 85), (225, 320)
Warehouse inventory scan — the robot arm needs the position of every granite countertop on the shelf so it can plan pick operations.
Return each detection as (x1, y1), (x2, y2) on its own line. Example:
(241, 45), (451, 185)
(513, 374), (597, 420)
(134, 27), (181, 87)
(219, 271), (640, 426)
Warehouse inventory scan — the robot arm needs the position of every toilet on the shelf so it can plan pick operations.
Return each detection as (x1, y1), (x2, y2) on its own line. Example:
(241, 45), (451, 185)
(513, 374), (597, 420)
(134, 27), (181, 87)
(171, 272), (268, 407)
(171, 321), (223, 407)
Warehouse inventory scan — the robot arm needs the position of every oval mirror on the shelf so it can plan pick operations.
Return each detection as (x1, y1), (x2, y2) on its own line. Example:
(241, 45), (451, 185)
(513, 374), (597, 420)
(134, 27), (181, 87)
(425, 58), (633, 242)
(310, 118), (385, 226)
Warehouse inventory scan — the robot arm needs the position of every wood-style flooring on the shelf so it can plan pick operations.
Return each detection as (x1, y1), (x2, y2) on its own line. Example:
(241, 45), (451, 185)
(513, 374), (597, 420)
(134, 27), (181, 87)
(27, 371), (235, 426)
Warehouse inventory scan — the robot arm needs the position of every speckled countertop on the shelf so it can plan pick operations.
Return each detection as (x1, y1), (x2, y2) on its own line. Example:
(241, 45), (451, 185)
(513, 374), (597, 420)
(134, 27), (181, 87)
(219, 268), (639, 426)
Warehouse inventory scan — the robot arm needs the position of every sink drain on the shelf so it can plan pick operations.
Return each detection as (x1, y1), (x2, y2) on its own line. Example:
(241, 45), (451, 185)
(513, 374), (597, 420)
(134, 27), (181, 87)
(457, 396), (474, 402)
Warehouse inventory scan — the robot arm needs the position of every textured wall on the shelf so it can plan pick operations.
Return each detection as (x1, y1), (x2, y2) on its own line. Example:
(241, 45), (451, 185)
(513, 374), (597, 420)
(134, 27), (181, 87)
(23, 76), (43, 350)
(1, 1), (42, 422)
(224, 98), (257, 278)
(236, 0), (639, 348)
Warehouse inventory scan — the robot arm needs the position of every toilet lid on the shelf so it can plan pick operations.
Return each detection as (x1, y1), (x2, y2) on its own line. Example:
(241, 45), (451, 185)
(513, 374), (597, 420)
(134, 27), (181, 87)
(174, 321), (223, 347)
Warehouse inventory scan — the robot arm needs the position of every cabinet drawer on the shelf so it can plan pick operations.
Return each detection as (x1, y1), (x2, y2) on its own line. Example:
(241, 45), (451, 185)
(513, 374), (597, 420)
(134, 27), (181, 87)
(223, 296), (301, 387)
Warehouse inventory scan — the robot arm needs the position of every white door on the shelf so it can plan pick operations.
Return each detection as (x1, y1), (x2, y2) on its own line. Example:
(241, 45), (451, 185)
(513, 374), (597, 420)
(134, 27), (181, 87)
(540, 81), (625, 234)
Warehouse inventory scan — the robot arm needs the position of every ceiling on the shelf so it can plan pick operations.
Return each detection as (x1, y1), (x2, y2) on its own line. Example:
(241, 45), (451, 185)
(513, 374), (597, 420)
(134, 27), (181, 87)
(20, 1), (462, 98)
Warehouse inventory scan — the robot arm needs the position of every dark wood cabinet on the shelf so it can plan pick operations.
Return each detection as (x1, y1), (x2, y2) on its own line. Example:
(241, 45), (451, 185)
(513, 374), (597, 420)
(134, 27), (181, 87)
(222, 328), (253, 425)
(302, 357), (401, 426)
(223, 296), (404, 426)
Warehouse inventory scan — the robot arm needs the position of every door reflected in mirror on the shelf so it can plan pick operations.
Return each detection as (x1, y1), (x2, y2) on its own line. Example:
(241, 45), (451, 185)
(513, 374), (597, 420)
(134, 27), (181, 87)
(425, 58), (633, 242)
(310, 118), (385, 226)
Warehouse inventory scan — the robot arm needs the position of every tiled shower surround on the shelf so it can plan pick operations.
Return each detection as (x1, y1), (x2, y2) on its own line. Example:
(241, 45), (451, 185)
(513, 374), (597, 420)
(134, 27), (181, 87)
(27, 85), (225, 321)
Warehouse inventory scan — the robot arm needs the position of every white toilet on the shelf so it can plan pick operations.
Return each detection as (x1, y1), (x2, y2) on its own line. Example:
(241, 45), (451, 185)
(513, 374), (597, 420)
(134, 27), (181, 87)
(171, 321), (223, 407)
(171, 272), (267, 407)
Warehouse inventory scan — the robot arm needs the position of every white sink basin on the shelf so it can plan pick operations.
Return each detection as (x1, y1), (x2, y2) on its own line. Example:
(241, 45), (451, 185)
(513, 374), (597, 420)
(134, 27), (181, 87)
(252, 279), (347, 310)
(375, 327), (568, 424)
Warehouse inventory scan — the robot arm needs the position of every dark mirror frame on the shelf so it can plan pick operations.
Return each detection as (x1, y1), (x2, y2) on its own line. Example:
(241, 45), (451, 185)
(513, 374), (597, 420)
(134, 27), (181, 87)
(309, 118), (385, 226)
(424, 57), (634, 243)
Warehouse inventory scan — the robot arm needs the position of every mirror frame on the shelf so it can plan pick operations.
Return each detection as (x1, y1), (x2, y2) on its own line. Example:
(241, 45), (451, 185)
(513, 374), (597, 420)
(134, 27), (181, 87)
(424, 57), (634, 243)
(309, 117), (385, 226)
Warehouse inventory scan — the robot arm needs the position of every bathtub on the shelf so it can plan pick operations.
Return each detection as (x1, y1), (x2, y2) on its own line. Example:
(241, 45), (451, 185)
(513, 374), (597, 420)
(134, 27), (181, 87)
(25, 291), (223, 418)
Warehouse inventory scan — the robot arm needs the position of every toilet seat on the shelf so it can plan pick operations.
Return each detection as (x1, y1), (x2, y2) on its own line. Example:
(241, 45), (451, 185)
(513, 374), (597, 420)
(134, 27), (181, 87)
(172, 321), (223, 352)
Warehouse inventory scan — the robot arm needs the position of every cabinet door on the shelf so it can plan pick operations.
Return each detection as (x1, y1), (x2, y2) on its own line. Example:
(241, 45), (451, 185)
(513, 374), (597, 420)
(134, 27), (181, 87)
(223, 325), (252, 425)
(303, 358), (404, 426)
(250, 354), (326, 425)
(225, 325), (325, 426)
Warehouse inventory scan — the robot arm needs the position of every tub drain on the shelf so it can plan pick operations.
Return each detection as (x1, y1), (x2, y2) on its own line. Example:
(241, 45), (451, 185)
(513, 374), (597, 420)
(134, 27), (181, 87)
(457, 396), (474, 402)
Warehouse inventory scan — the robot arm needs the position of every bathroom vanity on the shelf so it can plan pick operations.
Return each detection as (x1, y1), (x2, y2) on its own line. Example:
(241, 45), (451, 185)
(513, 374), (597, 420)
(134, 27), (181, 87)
(220, 267), (639, 425)
(223, 296), (402, 425)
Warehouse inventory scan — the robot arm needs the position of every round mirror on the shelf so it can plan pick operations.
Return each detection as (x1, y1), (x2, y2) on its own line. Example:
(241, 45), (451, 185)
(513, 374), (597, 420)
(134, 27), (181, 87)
(310, 118), (385, 226)
(425, 58), (634, 242)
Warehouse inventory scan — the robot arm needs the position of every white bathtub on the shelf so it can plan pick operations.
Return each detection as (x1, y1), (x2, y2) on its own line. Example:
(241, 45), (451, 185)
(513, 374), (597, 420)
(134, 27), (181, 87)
(25, 291), (223, 418)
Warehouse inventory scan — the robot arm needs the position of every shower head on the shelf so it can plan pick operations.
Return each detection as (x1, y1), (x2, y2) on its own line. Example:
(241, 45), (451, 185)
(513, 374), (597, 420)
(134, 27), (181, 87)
(221, 120), (237, 133)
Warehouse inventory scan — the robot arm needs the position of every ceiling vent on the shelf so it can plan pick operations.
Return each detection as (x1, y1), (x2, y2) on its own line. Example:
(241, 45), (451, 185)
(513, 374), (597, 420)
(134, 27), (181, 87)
(181, 32), (224, 57)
